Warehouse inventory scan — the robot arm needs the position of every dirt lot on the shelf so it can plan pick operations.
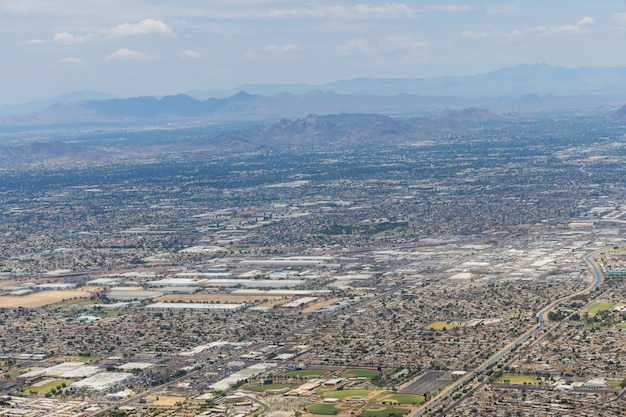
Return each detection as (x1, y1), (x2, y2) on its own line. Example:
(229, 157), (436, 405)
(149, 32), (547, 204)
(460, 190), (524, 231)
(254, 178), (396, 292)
(0, 288), (98, 308)
(302, 297), (343, 313)
(147, 395), (187, 406)
(155, 293), (288, 303)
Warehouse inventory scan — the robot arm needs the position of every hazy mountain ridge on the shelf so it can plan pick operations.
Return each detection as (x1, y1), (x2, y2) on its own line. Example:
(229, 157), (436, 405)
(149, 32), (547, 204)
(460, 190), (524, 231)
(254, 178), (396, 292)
(3, 64), (626, 127)
(0, 110), (504, 164)
(1, 90), (622, 129)
(607, 104), (626, 120)
(212, 109), (505, 148)
(189, 64), (626, 98)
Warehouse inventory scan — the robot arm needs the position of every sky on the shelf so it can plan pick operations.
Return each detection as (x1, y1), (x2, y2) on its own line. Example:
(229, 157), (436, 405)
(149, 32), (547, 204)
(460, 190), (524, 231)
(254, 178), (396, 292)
(2, 1), (626, 104)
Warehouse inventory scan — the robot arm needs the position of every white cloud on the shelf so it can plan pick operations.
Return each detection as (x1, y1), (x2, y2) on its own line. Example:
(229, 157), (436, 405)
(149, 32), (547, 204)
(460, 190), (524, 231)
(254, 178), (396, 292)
(336, 35), (425, 55)
(263, 3), (414, 19)
(615, 12), (626, 23)
(52, 32), (86, 45)
(510, 16), (594, 37)
(107, 18), (173, 38)
(263, 44), (301, 53)
(577, 16), (594, 26)
(336, 37), (371, 53)
(384, 35), (426, 49)
(60, 56), (82, 65)
(461, 30), (487, 39)
(182, 50), (201, 59)
(243, 43), (301, 60)
(486, 4), (520, 14)
(420, 5), (473, 12)
(30, 18), (173, 46)
(105, 48), (151, 62)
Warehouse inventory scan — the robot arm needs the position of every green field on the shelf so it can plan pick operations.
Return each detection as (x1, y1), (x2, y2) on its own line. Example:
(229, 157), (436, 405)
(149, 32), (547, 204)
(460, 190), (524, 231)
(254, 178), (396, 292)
(307, 404), (342, 415)
(360, 406), (409, 417)
(384, 394), (424, 405)
(342, 369), (379, 378)
(284, 369), (327, 378)
(586, 302), (615, 316)
(323, 390), (371, 400)
(246, 383), (290, 392)
(26, 379), (73, 395)
(493, 374), (539, 385)
(425, 321), (461, 331)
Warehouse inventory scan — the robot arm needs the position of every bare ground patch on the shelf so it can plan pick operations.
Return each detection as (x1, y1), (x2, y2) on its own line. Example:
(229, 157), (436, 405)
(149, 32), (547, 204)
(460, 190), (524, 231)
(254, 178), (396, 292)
(302, 298), (343, 313)
(0, 288), (99, 308)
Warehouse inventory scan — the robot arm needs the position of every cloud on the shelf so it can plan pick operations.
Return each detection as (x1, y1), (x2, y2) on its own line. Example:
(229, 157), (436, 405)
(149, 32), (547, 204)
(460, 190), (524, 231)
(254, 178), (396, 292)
(616, 12), (626, 23)
(420, 5), (473, 12)
(336, 37), (371, 53)
(510, 16), (594, 37)
(461, 30), (487, 39)
(182, 50), (201, 59)
(263, 44), (301, 53)
(105, 48), (151, 62)
(30, 18), (173, 46)
(52, 32), (86, 45)
(336, 35), (425, 54)
(243, 43), (302, 60)
(60, 56), (83, 66)
(263, 3), (414, 19)
(107, 18), (173, 38)
(486, 4), (520, 14)
(577, 16), (594, 26)
(384, 35), (426, 49)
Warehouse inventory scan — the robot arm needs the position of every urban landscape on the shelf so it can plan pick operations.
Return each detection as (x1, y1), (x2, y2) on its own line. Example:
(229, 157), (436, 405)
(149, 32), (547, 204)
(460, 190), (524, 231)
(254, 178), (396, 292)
(1, 113), (626, 416)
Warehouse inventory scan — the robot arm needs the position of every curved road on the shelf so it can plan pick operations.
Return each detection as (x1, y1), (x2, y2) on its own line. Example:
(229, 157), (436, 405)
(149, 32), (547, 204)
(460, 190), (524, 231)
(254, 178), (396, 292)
(411, 251), (606, 417)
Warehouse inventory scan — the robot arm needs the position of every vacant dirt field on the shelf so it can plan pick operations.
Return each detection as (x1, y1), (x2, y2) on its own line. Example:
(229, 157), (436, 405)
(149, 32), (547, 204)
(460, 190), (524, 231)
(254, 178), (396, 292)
(155, 293), (287, 303)
(0, 288), (98, 308)
(147, 395), (187, 406)
(303, 297), (343, 313)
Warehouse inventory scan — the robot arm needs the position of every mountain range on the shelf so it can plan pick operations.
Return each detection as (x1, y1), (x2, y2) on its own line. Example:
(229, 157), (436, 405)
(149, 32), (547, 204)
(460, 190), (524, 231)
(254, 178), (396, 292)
(0, 109), (505, 163)
(2, 64), (626, 128)
(188, 63), (626, 98)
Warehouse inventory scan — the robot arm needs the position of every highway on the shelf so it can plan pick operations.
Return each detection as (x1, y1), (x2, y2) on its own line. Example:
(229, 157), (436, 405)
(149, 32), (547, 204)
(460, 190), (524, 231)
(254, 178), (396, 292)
(410, 250), (606, 417)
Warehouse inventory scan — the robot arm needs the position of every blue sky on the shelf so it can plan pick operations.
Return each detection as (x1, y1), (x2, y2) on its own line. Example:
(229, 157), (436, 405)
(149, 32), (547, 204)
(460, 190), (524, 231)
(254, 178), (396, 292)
(1, 1), (626, 104)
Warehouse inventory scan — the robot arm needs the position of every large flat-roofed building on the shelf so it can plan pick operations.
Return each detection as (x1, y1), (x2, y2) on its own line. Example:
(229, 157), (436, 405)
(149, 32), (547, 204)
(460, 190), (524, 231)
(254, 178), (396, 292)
(202, 279), (304, 288)
(70, 372), (132, 391)
(146, 278), (198, 287)
(281, 297), (318, 308)
(145, 302), (246, 312)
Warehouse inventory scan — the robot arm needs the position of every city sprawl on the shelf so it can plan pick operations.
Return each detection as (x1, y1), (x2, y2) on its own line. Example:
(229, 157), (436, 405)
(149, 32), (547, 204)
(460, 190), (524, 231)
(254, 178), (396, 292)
(2, 115), (626, 416)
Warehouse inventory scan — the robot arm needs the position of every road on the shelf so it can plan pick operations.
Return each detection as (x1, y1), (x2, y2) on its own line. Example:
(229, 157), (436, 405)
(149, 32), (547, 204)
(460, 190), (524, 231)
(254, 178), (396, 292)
(410, 250), (606, 417)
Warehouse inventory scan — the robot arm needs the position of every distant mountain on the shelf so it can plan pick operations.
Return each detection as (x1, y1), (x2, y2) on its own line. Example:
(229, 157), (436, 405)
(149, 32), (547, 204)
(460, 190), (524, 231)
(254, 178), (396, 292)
(189, 64), (626, 99)
(0, 90), (119, 117)
(211, 109), (504, 148)
(607, 104), (626, 120)
(2, 88), (622, 128)
(0, 110), (505, 164)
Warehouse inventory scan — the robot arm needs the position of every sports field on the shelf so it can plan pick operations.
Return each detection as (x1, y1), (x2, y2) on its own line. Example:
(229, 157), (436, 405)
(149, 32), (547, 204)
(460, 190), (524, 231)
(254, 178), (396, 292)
(341, 369), (379, 378)
(586, 302), (615, 316)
